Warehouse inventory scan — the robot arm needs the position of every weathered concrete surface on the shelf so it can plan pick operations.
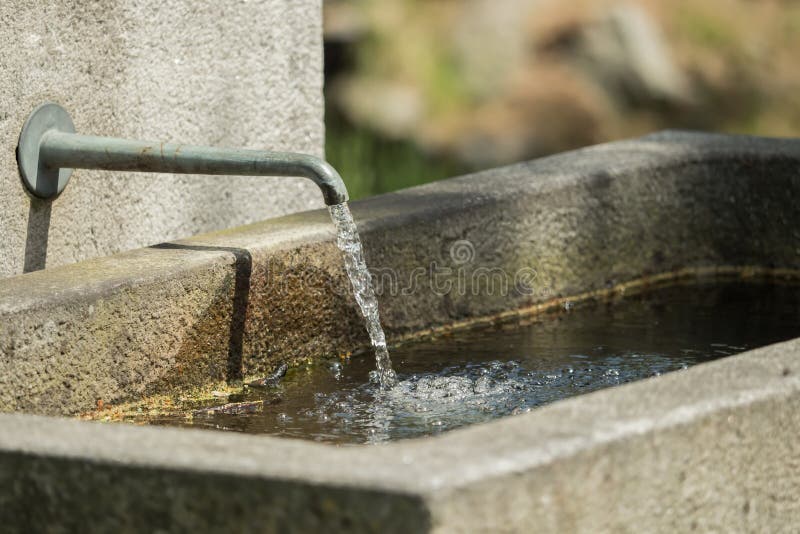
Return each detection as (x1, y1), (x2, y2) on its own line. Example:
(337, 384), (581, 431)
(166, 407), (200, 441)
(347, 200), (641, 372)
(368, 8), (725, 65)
(425, 338), (800, 532)
(0, 0), (325, 278)
(2, 131), (800, 416)
(1, 336), (798, 532)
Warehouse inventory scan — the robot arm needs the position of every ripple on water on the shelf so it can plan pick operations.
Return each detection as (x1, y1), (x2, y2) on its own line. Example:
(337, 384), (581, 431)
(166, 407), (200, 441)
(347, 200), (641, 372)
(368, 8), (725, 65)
(306, 353), (691, 443)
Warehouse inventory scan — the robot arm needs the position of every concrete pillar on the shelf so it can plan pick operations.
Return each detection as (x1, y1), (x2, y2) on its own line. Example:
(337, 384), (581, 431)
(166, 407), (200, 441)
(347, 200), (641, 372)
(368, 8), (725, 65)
(0, 0), (325, 277)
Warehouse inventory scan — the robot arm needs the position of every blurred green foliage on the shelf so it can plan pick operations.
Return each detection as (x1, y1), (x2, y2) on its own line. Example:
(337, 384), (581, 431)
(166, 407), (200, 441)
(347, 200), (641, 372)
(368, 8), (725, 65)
(325, 105), (466, 200)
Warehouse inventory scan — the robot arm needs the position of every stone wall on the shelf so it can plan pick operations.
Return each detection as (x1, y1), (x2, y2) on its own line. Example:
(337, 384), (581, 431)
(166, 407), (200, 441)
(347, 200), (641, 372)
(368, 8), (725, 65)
(0, 0), (325, 278)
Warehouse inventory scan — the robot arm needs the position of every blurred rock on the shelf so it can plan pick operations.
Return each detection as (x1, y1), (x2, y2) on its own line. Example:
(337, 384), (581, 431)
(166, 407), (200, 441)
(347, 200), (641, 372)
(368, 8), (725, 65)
(423, 64), (612, 166)
(545, 4), (694, 107)
(451, 0), (542, 98)
(323, 0), (368, 43)
(334, 77), (425, 138)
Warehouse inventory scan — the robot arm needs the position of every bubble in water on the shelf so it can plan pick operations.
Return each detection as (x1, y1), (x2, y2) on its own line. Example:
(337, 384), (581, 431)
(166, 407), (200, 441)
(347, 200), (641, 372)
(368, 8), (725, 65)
(330, 361), (343, 380)
(277, 413), (292, 423)
(474, 375), (491, 394)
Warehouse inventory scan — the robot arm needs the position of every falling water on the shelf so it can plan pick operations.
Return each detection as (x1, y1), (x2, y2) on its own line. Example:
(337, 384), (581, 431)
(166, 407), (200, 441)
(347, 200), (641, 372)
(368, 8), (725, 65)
(329, 202), (397, 388)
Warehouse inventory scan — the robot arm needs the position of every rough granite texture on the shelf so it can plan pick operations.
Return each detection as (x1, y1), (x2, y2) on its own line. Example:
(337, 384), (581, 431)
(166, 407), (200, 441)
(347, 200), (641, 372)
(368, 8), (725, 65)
(0, 0), (325, 278)
(1, 131), (798, 416)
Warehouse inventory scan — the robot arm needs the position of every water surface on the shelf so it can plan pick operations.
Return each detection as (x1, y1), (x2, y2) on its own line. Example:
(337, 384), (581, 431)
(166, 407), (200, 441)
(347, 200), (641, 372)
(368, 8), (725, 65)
(153, 278), (800, 444)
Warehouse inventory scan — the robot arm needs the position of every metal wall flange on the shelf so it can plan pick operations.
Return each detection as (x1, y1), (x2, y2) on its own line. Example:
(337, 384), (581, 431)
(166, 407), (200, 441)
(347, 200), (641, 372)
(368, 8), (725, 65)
(17, 103), (76, 199)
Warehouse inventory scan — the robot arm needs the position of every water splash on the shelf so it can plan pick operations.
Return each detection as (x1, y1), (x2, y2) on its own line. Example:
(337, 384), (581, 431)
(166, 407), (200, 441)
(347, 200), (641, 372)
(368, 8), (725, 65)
(306, 355), (688, 444)
(329, 202), (397, 388)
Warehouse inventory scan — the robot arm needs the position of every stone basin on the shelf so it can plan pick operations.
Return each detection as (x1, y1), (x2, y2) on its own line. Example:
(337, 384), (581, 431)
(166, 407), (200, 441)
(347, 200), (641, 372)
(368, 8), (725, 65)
(1, 131), (799, 531)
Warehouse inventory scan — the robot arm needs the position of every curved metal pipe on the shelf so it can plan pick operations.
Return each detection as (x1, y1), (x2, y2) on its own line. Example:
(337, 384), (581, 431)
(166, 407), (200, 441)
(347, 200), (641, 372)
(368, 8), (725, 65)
(17, 103), (349, 205)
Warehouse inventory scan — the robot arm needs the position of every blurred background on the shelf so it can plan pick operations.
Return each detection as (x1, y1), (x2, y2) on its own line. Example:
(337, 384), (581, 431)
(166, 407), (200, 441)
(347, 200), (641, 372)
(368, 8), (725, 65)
(323, 0), (800, 199)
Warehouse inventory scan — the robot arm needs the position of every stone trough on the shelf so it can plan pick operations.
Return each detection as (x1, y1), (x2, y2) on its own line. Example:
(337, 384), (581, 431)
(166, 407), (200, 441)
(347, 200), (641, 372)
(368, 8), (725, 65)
(1, 131), (799, 531)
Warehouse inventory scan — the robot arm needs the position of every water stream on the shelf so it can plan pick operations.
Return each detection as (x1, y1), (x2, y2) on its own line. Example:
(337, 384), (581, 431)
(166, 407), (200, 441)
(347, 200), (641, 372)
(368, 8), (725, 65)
(328, 202), (397, 388)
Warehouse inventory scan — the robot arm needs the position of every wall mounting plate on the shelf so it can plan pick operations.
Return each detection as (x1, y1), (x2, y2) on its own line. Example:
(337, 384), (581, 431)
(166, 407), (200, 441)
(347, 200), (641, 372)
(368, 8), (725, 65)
(17, 103), (75, 199)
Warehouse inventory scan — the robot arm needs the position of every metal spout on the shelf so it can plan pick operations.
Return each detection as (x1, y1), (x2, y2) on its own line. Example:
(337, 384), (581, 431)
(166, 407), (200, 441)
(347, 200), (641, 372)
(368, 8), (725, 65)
(17, 103), (349, 206)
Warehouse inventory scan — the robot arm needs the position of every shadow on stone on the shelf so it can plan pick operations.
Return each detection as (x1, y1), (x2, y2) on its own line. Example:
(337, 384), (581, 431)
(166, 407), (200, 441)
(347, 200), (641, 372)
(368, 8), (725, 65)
(151, 243), (252, 382)
(23, 199), (52, 273)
